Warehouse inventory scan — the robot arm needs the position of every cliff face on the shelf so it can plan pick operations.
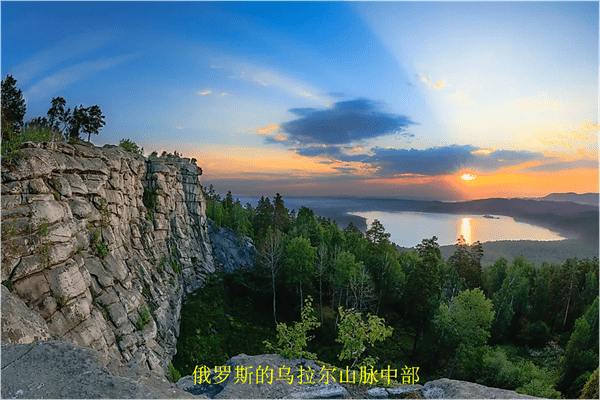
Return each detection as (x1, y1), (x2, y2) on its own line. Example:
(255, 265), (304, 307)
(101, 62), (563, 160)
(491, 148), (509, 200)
(1, 141), (214, 373)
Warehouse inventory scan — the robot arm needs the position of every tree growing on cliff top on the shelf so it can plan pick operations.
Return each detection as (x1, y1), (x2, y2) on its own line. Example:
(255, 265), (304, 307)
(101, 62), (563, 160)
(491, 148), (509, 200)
(47, 97), (105, 142)
(1, 75), (26, 139)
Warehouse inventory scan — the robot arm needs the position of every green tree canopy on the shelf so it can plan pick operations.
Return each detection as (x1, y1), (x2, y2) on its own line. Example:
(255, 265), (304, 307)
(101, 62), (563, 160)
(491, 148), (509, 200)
(285, 236), (316, 315)
(434, 288), (495, 377)
(1, 75), (26, 139)
(336, 307), (393, 368)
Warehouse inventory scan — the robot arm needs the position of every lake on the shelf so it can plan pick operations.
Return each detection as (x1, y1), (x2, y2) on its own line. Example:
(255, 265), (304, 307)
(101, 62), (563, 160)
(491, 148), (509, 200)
(349, 211), (566, 247)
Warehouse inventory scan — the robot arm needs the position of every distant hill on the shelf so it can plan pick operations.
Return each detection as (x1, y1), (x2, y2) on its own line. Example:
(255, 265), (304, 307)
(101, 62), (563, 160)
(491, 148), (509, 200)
(524, 192), (598, 207)
(288, 196), (599, 242)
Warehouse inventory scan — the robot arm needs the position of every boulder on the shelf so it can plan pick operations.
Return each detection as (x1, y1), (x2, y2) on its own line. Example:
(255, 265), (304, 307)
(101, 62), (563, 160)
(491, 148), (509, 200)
(177, 354), (350, 399)
(208, 221), (256, 273)
(1, 285), (52, 344)
(0, 340), (197, 399)
(421, 378), (538, 399)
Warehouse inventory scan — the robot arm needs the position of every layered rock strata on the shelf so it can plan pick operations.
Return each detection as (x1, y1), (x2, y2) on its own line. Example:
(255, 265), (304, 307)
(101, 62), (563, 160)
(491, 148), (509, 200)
(1, 141), (214, 374)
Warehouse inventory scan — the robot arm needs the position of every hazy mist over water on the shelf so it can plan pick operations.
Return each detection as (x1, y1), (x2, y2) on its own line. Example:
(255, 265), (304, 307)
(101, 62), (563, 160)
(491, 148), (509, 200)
(351, 211), (566, 247)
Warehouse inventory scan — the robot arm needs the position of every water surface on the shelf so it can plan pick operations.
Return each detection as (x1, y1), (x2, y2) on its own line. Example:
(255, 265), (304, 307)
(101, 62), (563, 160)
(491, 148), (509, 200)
(350, 211), (565, 247)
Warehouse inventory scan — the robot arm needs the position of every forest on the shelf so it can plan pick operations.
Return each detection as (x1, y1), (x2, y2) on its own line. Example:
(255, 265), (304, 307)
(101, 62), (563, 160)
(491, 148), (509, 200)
(172, 188), (599, 399)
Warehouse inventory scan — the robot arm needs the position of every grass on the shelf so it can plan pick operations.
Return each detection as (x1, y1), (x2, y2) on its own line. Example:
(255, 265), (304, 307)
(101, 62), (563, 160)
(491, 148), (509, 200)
(137, 305), (152, 330)
(2, 279), (14, 292)
(168, 363), (182, 383)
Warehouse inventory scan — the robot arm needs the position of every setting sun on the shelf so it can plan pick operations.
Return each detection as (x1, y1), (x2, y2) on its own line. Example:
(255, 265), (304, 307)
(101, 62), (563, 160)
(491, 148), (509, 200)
(461, 174), (477, 181)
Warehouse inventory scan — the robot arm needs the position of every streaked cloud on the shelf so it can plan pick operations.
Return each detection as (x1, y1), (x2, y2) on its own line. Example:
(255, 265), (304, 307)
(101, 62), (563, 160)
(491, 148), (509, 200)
(288, 143), (547, 177)
(559, 119), (598, 142)
(227, 63), (332, 105)
(24, 54), (137, 100)
(521, 159), (599, 172)
(280, 98), (416, 146)
(471, 149), (494, 155)
(450, 89), (473, 105)
(9, 30), (118, 85)
(255, 124), (280, 135)
(197, 89), (212, 95)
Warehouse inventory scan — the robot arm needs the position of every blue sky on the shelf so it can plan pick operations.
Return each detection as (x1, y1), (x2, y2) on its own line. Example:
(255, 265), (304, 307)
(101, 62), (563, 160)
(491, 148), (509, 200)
(2, 1), (598, 200)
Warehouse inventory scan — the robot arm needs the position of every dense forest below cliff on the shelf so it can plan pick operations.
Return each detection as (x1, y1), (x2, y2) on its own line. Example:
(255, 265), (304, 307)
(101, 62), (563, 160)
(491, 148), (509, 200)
(172, 190), (599, 399)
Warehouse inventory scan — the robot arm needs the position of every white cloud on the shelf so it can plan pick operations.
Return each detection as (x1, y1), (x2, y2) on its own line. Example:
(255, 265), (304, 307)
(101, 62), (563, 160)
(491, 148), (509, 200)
(450, 89), (473, 105)
(229, 63), (332, 106)
(433, 80), (449, 90)
(197, 90), (212, 95)
(10, 30), (118, 85)
(24, 54), (137, 101)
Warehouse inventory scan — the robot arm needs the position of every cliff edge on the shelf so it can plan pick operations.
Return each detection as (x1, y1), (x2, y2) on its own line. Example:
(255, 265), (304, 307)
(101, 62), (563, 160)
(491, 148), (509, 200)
(1, 141), (214, 374)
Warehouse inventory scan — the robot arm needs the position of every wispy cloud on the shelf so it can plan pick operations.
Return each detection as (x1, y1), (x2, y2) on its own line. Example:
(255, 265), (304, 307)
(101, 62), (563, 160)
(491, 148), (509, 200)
(417, 74), (449, 90)
(255, 124), (280, 135)
(450, 89), (473, 105)
(197, 89), (213, 95)
(433, 80), (448, 90)
(225, 62), (332, 105)
(10, 30), (118, 85)
(24, 54), (137, 101)
(418, 73), (432, 87)
(559, 119), (598, 142)
(521, 159), (599, 172)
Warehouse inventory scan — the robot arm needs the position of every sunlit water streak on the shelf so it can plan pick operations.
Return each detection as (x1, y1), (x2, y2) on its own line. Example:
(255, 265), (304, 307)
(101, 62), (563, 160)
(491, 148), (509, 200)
(350, 211), (565, 247)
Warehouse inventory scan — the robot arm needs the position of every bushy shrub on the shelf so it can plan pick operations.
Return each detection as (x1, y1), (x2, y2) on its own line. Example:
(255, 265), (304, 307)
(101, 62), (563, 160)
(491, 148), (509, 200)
(119, 138), (143, 154)
(580, 367), (599, 399)
(336, 307), (393, 368)
(137, 305), (152, 330)
(480, 347), (561, 398)
(167, 363), (181, 383)
(264, 296), (320, 360)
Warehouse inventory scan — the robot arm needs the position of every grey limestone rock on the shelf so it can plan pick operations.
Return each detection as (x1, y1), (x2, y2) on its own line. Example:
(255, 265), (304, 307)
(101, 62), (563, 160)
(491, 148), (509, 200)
(1, 285), (52, 344)
(421, 378), (538, 399)
(208, 221), (256, 274)
(0, 341), (197, 399)
(1, 142), (214, 376)
(178, 353), (350, 399)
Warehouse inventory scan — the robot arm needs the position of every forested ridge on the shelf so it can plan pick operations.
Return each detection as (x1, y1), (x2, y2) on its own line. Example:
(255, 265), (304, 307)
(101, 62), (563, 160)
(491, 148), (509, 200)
(173, 188), (599, 399)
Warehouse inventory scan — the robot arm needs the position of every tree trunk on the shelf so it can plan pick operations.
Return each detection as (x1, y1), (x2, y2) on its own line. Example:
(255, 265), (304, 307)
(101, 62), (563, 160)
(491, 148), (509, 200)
(563, 284), (572, 330)
(299, 283), (303, 318)
(272, 269), (277, 325)
(319, 273), (324, 325)
(412, 324), (421, 357)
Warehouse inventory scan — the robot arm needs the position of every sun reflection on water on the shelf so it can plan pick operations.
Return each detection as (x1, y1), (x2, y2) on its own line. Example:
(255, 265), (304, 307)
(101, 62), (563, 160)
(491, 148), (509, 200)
(460, 217), (473, 244)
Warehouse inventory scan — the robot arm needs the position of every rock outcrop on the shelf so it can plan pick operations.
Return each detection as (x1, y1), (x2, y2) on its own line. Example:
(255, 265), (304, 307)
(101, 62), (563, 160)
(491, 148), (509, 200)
(1, 341), (200, 399)
(176, 353), (350, 399)
(420, 378), (537, 399)
(208, 221), (256, 273)
(1, 141), (214, 374)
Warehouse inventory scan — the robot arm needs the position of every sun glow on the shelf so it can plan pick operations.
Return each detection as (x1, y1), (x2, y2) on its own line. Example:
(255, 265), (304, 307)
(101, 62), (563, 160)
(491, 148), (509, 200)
(460, 218), (473, 244)
(461, 174), (476, 181)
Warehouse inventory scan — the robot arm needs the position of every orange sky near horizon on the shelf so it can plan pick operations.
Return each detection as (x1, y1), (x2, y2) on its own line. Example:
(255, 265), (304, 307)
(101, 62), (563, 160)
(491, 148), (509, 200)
(188, 144), (598, 200)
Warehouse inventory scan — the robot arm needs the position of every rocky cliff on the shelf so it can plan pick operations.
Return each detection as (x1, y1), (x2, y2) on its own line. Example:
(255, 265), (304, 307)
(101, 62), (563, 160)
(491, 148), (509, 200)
(1, 141), (214, 374)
